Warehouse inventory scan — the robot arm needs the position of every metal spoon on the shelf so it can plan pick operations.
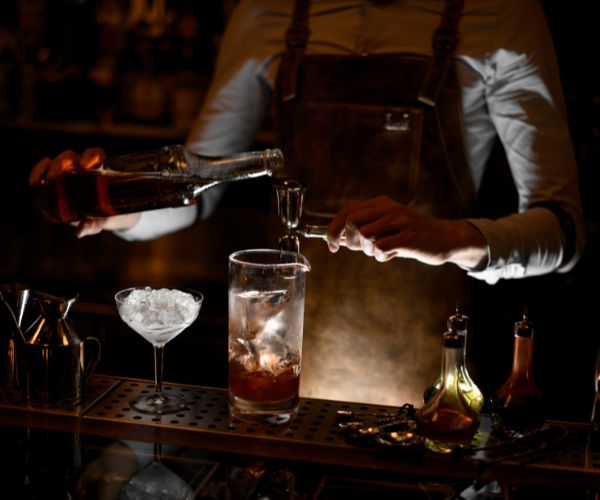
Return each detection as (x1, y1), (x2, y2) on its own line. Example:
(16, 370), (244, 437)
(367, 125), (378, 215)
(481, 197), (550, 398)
(335, 409), (399, 420)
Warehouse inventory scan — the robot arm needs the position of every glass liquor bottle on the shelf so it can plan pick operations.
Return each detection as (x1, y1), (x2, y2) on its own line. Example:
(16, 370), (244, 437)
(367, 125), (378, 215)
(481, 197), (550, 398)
(416, 329), (481, 453)
(488, 309), (545, 438)
(33, 146), (284, 224)
(423, 305), (483, 412)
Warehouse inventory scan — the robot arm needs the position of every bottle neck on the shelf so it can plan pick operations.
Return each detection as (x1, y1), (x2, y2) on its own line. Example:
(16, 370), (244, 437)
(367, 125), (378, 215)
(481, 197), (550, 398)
(103, 145), (188, 176)
(457, 328), (467, 355)
(510, 334), (535, 380)
(185, 148), (284, 181)
(441, 346), (464, 387)
(102, 146), (284, 183)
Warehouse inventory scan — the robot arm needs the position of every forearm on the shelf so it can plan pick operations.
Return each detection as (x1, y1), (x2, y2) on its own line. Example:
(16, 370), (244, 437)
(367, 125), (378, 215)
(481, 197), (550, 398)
(444, 220), (489, 270)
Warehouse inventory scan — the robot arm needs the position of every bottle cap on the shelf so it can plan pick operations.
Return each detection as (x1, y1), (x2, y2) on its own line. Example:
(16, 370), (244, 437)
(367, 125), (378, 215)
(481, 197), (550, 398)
(442, 330), (465, 348)
(447, 301), (469, 334)
(514, 307), (534, 338)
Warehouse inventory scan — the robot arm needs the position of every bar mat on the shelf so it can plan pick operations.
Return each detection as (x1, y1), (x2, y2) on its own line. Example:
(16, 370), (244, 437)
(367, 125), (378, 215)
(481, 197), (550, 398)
(0, 375), (122, 416)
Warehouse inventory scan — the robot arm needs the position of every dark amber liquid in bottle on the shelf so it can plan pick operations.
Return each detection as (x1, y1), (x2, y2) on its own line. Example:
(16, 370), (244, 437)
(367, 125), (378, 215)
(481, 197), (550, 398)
(488, 311), (544, 438)
(34, 170), (204, 223)
(417, 332), (480, 452)
(417, 407), (479, 443)
(488, 386), (545, 438)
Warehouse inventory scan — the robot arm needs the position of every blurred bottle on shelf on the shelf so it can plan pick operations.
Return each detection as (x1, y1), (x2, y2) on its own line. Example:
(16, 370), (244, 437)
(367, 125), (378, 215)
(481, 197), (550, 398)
(4, 0), (224, 128)
(115, 0), (220, 128)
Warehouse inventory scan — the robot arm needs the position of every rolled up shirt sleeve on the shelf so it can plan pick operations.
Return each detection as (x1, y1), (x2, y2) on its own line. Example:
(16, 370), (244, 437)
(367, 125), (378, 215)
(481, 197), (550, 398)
(459, 0), (585, 283)
(465, 207), (565, 284)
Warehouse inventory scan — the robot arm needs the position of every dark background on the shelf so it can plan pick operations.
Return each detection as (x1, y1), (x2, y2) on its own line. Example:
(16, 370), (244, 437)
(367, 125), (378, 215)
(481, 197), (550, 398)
(0, 1), (598, 421)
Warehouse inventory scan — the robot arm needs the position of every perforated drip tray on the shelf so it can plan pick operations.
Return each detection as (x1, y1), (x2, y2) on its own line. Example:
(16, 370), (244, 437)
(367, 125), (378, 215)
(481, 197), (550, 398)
(0, 375), (121, 416)
(82, 378), (600, 476)
(85, 378), (357, 447)
(4, 375), (600, 486)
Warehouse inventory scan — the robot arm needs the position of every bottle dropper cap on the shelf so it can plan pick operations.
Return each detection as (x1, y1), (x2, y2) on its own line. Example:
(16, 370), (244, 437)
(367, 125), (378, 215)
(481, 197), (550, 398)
(442, 330), (465, 349)
(447, 301), (469, 334)
(514, 307), (534, 338)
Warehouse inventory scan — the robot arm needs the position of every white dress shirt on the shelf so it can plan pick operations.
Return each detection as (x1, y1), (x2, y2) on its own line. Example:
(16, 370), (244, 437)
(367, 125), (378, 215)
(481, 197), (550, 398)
(118, 0), (585, 285)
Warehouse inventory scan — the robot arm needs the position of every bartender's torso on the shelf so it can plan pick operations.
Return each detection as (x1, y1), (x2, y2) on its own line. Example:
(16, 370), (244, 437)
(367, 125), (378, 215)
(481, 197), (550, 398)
(182, 0), (579, 286)
(274, 0), (475, 220)
(209, 0), (517, 192)
(264, 0), (473, 405)
(171, 0), (580, 405)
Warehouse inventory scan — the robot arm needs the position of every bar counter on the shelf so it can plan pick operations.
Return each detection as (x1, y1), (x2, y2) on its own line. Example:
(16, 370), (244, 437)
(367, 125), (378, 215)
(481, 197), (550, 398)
(1, 372), (599, 499)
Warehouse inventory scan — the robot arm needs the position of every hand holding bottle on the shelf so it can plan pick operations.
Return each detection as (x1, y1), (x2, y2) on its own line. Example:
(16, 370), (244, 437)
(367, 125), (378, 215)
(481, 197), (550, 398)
(29, 145), (283, 236)
(29, 148), (142, 237)
(29, 148), (105, 185)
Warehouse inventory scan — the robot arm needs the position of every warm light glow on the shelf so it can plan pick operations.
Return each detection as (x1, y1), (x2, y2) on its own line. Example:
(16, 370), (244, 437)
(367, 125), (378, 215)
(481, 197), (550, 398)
(301, 325), (437, 405)
(259, 352), (280, 371)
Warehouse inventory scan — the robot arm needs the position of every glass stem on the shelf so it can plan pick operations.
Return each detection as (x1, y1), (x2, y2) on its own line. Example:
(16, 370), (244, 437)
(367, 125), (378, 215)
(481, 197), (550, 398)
(153, 442), (162, 463)
(153, 345), (165, 399)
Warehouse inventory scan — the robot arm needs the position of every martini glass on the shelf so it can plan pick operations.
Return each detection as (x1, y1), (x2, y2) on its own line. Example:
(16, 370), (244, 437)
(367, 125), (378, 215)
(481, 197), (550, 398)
(115, 286), (203, 415)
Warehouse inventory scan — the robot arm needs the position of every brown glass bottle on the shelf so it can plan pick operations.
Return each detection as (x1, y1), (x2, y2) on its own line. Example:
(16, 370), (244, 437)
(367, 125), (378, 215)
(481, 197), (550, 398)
(417, 330), (480, 453)
(34, 146), (284, 224)
(488, 309), (545, 438)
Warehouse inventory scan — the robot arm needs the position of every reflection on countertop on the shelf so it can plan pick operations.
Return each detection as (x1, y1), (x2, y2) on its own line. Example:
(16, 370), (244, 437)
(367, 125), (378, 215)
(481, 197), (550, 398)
(0, 376), (598, 499)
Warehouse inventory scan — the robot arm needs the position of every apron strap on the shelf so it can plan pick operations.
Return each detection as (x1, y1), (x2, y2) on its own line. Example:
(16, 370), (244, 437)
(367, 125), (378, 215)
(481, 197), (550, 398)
(418, 0), (465, 106)
(281, 0), (464, 106)
(279, 0), (311, 101)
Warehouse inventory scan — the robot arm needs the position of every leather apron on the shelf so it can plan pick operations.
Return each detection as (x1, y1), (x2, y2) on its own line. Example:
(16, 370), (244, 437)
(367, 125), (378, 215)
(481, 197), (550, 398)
(272, 0), (475, 406)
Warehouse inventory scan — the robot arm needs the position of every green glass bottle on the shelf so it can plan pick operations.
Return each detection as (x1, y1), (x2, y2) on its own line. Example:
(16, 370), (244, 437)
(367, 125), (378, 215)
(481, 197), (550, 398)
(417, 330), (481, 453)
(423, 304), (483, 412)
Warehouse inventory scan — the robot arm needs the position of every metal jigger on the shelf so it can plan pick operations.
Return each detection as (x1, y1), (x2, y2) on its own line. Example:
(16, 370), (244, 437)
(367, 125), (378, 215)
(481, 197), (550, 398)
(274, 178), (306, 253)
(273, 178), (346, 252)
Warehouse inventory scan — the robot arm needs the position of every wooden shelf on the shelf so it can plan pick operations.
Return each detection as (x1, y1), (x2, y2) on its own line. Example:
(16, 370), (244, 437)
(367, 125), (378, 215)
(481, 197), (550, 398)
(0, 118), (188, 141)
(0, 118), (275, 145)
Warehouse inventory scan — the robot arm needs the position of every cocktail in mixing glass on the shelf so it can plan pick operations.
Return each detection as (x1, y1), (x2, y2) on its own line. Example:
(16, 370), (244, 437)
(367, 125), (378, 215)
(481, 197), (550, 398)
(228, 249), (310, 424)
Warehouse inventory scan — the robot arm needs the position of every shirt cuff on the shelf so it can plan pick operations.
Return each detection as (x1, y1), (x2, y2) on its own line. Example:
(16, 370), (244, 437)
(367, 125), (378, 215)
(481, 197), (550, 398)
(114, 205), (199, 241)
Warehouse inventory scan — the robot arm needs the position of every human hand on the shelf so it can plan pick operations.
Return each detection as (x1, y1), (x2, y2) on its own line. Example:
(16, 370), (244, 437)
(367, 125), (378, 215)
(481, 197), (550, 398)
(70, 212), (141, 238)
(327, 195), (487, 268)
(29, 147), (106, 187)
(29, 148), (140, 237)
